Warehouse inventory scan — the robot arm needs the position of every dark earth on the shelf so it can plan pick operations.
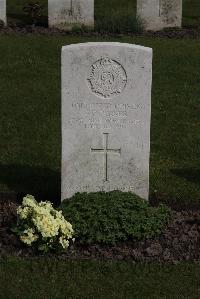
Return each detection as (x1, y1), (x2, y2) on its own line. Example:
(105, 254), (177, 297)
(0, 194), (200, 263)
(0, 24), (200, 39)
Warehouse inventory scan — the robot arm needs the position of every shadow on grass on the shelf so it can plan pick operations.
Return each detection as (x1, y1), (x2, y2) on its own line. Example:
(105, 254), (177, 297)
(171, 168), (200, 184)
(0, 164), (60, 206)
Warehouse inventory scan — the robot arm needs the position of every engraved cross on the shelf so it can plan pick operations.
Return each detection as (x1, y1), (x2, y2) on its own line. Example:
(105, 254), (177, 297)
(91, 133), (121, 182)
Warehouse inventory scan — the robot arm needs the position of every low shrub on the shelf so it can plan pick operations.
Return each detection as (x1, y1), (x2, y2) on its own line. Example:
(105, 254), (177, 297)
(61, 191), (171, 245)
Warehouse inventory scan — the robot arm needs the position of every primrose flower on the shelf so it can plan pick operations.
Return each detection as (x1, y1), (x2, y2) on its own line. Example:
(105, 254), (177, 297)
(17, 206), (30, 219)
(33, 214), (60, 238)
(59, 236), (69, 249)
(22, 194), (37, 208)
(15, 194), (74, 252)
(60, 220), (74, 237)
(20, 228), (38, 245)
(38, 201), (53, 211)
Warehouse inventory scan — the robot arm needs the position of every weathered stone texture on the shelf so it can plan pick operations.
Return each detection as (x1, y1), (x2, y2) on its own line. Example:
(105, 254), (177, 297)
(62, 42), (152, 200)
(137, 0), (182, 31)
(48, 0), (94, 30)
(0, 0), (6, 25)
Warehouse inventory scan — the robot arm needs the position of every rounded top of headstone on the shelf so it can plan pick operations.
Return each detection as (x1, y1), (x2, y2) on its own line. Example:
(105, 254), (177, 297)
(62, 42), (152, 54)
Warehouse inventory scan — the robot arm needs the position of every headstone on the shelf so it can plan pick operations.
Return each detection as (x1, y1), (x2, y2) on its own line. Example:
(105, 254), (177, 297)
(62, 42), (152, 200)
(0, 0), (6, 25)
(48, 0), (94, 30)
(137, 0), (182, 31)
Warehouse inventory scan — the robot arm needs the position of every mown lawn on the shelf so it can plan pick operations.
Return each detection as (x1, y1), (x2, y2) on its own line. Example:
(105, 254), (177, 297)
(1, 3), (200, 298)
(0, 35), (199, 204)
(6, 0), (200, 28)
(0, 259), (200, 299)
(183, 0), (200, 28)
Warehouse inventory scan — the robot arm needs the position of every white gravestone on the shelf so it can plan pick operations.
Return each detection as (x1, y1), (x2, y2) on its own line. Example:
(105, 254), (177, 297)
(62, 42), (152, 200)
(137, 0), (182, 31)
(0, 0), (6, 25)
(48, 0), (94, 30)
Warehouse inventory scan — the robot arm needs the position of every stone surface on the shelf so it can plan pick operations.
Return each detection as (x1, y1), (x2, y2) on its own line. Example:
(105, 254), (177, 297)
(62, 42), (152, 200)
(48, 0), (94, 30)
(0, 0), (6, 25)
(137, 0), (182, 31)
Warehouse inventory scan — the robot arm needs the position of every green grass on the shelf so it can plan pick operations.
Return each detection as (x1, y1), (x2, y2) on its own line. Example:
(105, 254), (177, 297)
(0, 26), (199, 298)
(94, 0), (139, 33)
(6, 0), (200, 29)
(0, 35), (199, 204)
(0, 259), (200, 299)
(183, 0), (200, 28)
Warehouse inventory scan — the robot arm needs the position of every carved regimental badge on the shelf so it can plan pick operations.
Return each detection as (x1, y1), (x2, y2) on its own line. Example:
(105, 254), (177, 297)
(88, 57), (127, 99)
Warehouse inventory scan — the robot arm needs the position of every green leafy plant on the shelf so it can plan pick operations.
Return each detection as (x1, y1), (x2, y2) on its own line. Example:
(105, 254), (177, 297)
(61, 191), (171, 245)
(13, 195), (74, 252)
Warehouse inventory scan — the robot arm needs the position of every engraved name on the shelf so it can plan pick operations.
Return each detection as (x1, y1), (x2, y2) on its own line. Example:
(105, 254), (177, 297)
(65, 101), (143, 129)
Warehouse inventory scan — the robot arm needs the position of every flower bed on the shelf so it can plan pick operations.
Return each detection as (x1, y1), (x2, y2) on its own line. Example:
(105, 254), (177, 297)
(0, 194), (200, 263)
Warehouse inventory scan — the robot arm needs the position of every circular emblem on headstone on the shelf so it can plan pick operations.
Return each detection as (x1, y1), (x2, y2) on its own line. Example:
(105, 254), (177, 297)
(88, 57), (127, 99)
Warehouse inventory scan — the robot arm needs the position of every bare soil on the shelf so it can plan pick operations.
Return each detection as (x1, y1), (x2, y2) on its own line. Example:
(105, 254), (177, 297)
(0, 25), (200, 39)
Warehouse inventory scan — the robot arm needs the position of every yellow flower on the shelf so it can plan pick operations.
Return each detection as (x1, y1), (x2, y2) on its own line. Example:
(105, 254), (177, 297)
(17, 194), (74, 251)
(59, 236), (69, 249)
(33, 214), (59, 238)
(20, 228), (38, 245)
(55, 210), (63, 219)
(17, 206), (30, 219)
(60, 220), (74, 237)
(22, 195), (37, 208)
(39, 201), (53, 211)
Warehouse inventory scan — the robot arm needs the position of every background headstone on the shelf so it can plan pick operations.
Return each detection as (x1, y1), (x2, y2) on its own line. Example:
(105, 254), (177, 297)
(48, 0), (94, 30)
(62, 42), (152, 200)
(0, 0), (6, 25)
(137, 0), (182, 31)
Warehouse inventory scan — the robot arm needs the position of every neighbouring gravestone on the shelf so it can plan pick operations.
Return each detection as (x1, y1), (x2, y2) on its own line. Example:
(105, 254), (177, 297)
(62, 42), (152, 201)
(48, 0), (94, 30)
(0, 0), (6, 25)
(137, 0), (182, 31)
